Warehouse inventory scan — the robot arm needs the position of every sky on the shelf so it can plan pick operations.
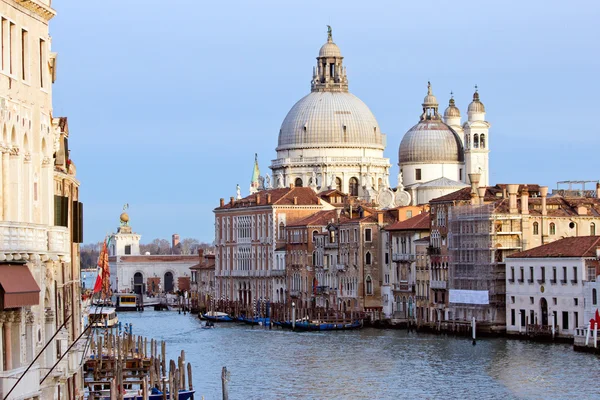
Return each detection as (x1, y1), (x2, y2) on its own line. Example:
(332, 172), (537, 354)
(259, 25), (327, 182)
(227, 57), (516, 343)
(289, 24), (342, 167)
(50, 0), (600, 244)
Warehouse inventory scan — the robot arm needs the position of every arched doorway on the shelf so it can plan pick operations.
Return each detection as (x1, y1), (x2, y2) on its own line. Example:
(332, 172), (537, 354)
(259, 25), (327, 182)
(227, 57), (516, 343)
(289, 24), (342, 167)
(133, 272), (144, 295)
(164, 271), (174, 293)
(540, 297), (548, 326)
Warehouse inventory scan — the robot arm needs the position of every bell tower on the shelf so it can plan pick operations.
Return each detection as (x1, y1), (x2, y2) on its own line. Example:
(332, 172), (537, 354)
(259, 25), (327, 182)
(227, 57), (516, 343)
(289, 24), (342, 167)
(463, 87), (491, 187)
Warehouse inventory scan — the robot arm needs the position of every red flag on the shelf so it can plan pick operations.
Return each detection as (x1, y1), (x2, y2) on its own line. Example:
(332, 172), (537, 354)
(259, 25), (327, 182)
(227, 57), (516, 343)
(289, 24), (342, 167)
(93, 239), (109, 293)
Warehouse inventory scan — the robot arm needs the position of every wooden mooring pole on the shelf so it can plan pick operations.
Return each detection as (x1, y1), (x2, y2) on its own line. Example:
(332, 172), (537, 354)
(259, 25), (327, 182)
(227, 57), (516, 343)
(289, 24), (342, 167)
(222, 366), (230, 400)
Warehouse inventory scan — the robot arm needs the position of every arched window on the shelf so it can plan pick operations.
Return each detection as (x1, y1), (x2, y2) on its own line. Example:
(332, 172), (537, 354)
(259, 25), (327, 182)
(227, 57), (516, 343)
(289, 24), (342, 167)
(349, 177), (359, 196)
(279, 222), (285, 240)
(312, 251), (317, 266)
(366, 276), (373, 295)
(480, 134), (485, 148)
(533, 222), (539, 235)
(295, 178), (303, 187)
(593, 288), (597, 305)
(473, 134), (479, 148)
(549, 223), (556, 235)
(335, 177), (342, 192)
(365, 251), (372, 265)
(312, 230), (319, 241)
(591, 223), (596, 236)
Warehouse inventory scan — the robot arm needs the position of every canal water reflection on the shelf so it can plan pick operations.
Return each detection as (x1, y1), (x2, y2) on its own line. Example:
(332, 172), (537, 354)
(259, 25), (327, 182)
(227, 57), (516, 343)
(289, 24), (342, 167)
(118, 310), (599, 400)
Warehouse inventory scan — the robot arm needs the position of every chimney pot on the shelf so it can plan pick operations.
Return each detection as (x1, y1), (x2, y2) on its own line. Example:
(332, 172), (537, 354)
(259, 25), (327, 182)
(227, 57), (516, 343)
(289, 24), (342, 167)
(540, 186), (548, 216)
(230, 196), (234, 205)
(477, 187), (486, 204)
(267, 193), (272, 204)
(521, 185), (529, 215)
(507, 184), (519, 214)
(256, 194), (261, 204)
(290, 183), (295, 189)
(377, 212), (384, 225)
(220, 198), (225, 207)
(293, 196), (298, 205)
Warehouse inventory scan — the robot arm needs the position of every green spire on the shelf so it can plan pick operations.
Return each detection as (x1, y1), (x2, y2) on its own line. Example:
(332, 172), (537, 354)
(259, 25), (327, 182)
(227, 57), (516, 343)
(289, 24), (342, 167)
(250, 153), (260, 192)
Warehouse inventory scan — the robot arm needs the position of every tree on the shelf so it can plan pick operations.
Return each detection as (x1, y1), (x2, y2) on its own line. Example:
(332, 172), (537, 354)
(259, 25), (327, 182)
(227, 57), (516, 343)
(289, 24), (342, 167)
(80, 242), (102, 269)
(139, 238), (171, 255)
(180, 238), (200, 255)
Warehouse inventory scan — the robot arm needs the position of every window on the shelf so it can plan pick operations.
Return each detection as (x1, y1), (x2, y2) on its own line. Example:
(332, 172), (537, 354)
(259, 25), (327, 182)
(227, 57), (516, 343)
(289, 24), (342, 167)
(562, 266), (567, 284)
(511, 309), (516, 326)
(295, 178), (303, 187)
(520, 310), (526, 327)
(509, 266), (515, 283)
(529, 296), (534, 305)
(552, 297), (557, 305)
(1, 18), (6, 70)
(591, 223), (596, 236)
(519, 267), (524, 283)
(588, 267), (597, 282)
(9, 22), (15, 75)
(385, 252), (389, 264)
(511, 296), (515, 303)
(348, 177), (359, 196)
(473, 134), (479, 148)
(39, 38), (46, 88)
(574, 312), (579, 328)
(312, 251), (316, 266)
(335, 177), (342, 192)
(529, 266), (534, 283)
(21, 29), (28, 80)
(533, 222), (539, 235)
(480, 134), (486, 148)
(549, 223), (556, 235)
(279, 222), (285, 240)
(572, 266), (578, 284)
(574, 298), (578, 306)
(415, 169), (422, 181)
(125, 245), (131, 255)
(406, 210), (413, 218)
(539, 266), (545, 283)
(530, 310), (535, 325)
(562, 311), (569, 330)
(593, 289), (597, 305)
(365, 228), (372, 242)
(365, 252), (372, 265)
(552, 266), (557, 284)
(366, 276), (373, 295)
(459, 168), (463, 182)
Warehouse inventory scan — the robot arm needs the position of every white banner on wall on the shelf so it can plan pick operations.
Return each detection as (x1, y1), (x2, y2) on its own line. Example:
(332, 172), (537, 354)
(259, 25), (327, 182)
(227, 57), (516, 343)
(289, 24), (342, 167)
(449, 289), (489, 305)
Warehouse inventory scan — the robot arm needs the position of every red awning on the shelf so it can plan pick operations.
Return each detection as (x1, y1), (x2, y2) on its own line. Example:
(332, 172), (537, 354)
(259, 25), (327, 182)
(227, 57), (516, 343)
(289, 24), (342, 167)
(0, 264), (40, 309)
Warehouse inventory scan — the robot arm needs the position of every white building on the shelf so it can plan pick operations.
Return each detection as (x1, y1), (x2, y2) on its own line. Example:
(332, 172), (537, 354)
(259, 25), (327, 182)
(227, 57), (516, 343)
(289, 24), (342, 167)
(505, 236), (600, 338)
(270, 28), (392, 204)
(108, 214), (196, 294)
(398, 83), (490, 205)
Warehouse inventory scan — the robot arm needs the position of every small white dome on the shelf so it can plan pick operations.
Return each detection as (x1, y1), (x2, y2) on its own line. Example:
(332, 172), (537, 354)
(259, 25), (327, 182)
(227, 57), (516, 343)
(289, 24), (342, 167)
(319, 42), (342, 58)
(468, 91), (485, 113)
(444, 98), (461, 118)
(399, 120), (464, 164)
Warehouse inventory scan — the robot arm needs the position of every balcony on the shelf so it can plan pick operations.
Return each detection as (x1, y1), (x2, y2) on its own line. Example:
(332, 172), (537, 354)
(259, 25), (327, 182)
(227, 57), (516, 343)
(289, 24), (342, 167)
(325, 241), (338, 249)
(290, 290), (301, 298)
(0, 222), (55, 256)
(271, 269), (285, 277)
(316, 286), (329, 295)
(0, 364), (41, 400)
(335, 264), (347, 271)
(47, 226), (69, 254)
(392, 253), (416, 262)
(392, 282), (414, 292)
(430, 280), (447, 290)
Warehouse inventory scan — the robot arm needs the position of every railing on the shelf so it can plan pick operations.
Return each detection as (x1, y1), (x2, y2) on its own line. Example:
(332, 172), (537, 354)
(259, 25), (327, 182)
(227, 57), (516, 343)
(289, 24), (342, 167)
(335, 264), (347, 271)
(48, 226), (69, 254)
(325, 241), (338, 249)
(392, 282), (414, 292)
(392, 253), (416, 262)
(430, 280), (447, 289)
(316, 286), (329, 295)
(0, 364), (41, 399)
(271, 156), (390, 169)
(270, 269), (285, 277)
(0, 221), (48, 254)
(290, 290), (301, 298)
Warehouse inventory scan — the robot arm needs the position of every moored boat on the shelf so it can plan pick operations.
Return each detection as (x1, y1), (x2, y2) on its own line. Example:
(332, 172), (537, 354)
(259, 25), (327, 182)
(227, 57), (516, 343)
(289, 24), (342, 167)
(201, 311), (234, 322)
(278, 319), (362, 331)
(88, 307), (119, 328)
(114, 293), (139, 311)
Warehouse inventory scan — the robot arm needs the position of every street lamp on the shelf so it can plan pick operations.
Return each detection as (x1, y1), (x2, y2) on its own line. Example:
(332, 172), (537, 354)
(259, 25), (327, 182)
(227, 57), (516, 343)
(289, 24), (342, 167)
(292, 302), (296, 330)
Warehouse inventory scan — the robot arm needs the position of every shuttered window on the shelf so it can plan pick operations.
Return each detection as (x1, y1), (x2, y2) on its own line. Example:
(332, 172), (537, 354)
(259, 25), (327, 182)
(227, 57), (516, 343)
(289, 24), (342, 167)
(71, 201), (84, 243)
(54, 195), (68, 227)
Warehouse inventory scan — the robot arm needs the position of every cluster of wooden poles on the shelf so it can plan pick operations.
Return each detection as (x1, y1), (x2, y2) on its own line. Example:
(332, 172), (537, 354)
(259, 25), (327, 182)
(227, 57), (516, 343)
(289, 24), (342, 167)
(86, 331), (193, 400)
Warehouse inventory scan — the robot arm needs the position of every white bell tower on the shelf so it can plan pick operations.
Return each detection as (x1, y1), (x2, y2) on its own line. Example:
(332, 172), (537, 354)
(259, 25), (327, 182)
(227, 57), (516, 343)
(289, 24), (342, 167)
(463, 87), (491, 187)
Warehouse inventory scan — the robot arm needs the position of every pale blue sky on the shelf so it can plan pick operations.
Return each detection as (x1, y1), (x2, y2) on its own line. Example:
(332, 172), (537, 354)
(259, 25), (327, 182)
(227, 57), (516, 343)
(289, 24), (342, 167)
(50, 0), (600, 243)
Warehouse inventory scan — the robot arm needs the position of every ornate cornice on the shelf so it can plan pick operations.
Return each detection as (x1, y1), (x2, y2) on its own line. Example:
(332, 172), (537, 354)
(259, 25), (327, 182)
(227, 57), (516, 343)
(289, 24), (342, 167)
(15, 0), (56, 21)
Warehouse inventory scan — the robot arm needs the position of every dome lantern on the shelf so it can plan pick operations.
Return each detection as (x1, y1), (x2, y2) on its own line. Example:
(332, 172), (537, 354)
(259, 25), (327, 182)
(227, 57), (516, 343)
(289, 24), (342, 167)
(444, 92), (461, 119)
(311, 26), (348, 93)
(420, 82), (440, 121)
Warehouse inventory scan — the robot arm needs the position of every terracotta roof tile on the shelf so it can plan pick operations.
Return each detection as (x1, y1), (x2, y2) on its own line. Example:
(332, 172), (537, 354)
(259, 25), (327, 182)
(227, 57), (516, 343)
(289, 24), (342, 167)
(385, 213), (430, 231)
(508, 236), (600, 258)
(215, 187), (321, 210)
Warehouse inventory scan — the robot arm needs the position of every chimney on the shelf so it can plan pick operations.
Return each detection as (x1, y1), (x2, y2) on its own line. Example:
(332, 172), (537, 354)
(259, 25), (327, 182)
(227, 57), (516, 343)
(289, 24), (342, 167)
(220, 198), (225, 207)
(470, 191), (478, 205)
(521, 185), (529, 215)
(502, 187), (507, 199)
(469, 173), (481, 195)
(540, 186), (548, 216)
(377, 212), (384, 225)
(477, 187), (486, 205)
(293, 196), (298, 205)
(172, 234), (180, 249)
(336, 208), (342, 223)
(256, 194), (261, 204)
(198, 248), (204, 259)
(267, 193), (272, 204)
(596, 246), (600, 259)
(289, 183), (295, 189)
(230, 196), (234, 206)
(507, 184), (519, 214)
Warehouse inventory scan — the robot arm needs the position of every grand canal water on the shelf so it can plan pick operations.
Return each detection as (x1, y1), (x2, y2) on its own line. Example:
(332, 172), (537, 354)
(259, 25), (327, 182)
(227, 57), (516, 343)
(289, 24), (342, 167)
(116, 310), (600, 400)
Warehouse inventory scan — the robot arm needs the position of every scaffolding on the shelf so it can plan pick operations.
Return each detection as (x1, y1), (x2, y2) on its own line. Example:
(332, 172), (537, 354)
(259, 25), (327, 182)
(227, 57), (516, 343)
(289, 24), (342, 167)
(448, 203), (508, 327)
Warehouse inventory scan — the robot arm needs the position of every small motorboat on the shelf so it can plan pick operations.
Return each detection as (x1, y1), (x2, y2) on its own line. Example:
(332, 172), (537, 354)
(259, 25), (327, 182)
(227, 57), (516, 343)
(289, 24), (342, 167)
(202, 321), (216, 329)
(201, 311), (234, 322)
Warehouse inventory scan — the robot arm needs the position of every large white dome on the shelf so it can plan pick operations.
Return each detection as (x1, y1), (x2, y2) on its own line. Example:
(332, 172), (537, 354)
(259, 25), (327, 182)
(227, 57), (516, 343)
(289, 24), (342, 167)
(277, 91), (384, 151)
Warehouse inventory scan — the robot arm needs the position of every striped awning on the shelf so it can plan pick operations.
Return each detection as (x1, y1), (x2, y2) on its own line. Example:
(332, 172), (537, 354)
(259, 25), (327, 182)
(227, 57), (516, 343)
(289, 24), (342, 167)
(0, 263), (40, 309)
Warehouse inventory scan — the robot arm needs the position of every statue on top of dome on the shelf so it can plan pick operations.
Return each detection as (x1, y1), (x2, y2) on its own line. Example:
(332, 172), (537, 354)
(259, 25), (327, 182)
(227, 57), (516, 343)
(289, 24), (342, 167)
(327, 25), (332, 41)
(397, 171), (404, 190)
(236, 184), (242, 200)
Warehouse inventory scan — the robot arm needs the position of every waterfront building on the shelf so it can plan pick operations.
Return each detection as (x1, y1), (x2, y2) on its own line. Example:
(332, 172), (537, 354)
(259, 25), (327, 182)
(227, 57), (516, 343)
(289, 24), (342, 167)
(397, 83), (489, 206)
(414, 237), (431, 324)
(0, 1), (85, 399)
(384, 212), (430, 320)
(431, 178), (600, 332)
(189, 249), (215, 310)
(108, 214), (196, 294)
(213, 186), (332, 304)
(269, 29), (392, 204)
(505, 236), (600, 338)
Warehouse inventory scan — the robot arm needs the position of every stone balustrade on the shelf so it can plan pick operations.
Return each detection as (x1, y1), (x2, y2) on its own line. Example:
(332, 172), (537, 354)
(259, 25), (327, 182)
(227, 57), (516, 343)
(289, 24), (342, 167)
(0, 364), (41, 400)
(0, 222), (69, 257)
